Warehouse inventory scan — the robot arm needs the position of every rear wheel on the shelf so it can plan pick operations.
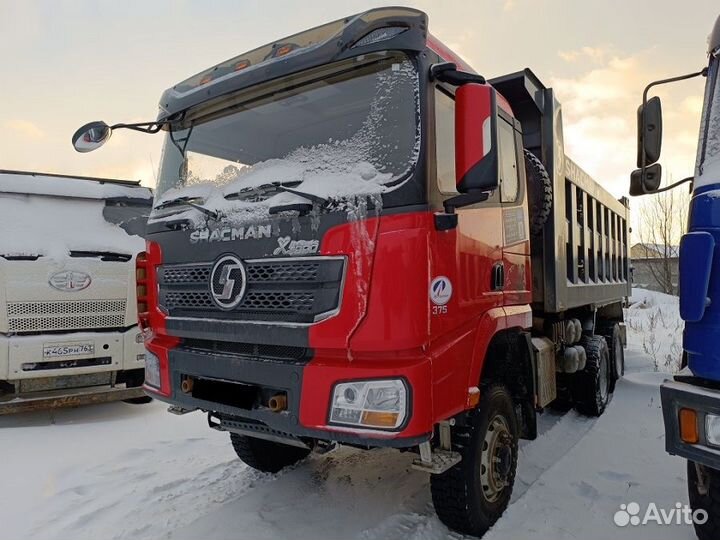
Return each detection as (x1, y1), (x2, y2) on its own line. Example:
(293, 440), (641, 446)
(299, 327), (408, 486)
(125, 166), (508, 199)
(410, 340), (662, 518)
(572, 335), (611, 417)
(431, 385), (518, 536)
(604, 323), (624, 393)
(230, 433), (310, 473)
(688, 461), (720, 540)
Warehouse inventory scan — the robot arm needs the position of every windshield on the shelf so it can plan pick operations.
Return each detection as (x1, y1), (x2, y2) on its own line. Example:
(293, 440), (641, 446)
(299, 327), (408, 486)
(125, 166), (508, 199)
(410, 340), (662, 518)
(153, 52), (419, 223)
(696, 53), (720, 187)
(0, 194), (146, 259)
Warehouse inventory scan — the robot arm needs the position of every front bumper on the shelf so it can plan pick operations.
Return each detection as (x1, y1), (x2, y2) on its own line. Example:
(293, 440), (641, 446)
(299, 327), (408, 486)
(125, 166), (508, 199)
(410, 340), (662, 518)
(0, 327), (145, 381)
(661, 379), (720, 469)
(0, 384), (145, 415)
(150, 344), (433, 448)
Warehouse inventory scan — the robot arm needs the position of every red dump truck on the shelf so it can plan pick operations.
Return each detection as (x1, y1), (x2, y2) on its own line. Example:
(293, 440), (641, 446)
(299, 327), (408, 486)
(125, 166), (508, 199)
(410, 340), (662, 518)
(73, 7), (630, 535)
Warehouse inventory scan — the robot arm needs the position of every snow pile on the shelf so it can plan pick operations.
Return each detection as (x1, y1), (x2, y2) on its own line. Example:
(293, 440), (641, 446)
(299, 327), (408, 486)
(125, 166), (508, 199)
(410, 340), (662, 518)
(625, 288), (683, 373)
(0, 193), (145, 259)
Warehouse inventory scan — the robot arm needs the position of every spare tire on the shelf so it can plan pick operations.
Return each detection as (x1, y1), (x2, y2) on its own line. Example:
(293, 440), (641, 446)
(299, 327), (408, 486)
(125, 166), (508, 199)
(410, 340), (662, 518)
(524, 149), (553, 236)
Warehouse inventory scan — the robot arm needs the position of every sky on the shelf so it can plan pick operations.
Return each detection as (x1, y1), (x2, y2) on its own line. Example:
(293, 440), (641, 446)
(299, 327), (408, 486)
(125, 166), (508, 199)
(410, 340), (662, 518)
(1, 0), (718, 233)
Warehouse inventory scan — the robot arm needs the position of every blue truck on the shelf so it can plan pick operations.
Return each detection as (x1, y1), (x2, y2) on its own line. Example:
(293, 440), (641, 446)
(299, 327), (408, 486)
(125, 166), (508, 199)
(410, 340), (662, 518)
(632, 14), (720, 540)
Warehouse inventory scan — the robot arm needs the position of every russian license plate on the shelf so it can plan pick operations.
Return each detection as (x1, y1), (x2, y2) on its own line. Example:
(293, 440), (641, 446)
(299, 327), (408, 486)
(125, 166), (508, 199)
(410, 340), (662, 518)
(43, 342), (95, 358)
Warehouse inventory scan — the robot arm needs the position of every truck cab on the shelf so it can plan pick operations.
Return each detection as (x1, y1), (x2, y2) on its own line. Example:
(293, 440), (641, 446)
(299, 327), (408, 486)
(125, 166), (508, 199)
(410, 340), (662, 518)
(0, 170), (151, 412)
(632, 14), (720, 540)
(75, 7), (629, 536)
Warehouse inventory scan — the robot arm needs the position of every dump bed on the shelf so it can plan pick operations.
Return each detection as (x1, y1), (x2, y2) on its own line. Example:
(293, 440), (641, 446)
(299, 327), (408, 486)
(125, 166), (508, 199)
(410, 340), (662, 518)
(489, 70), (630, 313)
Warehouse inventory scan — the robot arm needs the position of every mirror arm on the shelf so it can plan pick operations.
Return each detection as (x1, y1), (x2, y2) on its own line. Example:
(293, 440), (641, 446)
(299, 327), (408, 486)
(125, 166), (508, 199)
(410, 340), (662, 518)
(109, 121), (168, 134)
(651, 175), (694, 194)
(443, 191), (491, 214)
(640, 67), (709, 172)
(430, 62), (486, 86)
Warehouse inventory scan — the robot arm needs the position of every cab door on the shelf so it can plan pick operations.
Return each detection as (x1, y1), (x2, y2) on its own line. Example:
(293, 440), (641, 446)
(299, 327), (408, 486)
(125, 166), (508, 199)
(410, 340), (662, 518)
(497, 116), (532, 306)
(428, 85), (505, 420)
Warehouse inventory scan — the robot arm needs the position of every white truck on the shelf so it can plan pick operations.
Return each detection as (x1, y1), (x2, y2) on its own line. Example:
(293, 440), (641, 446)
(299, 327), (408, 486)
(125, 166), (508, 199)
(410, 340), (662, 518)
(0, 170), (151, 414)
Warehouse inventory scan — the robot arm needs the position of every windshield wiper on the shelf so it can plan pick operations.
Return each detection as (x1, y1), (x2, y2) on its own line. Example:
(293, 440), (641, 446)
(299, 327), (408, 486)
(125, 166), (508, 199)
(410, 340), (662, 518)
(224, 181), (303, 201)
(224, 182), (329, 215)
(153, 196), (219, 220)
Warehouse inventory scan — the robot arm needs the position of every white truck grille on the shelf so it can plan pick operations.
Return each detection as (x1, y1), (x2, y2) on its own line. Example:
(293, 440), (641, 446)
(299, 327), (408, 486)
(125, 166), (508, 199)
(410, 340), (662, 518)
(7, 300), (127, 333)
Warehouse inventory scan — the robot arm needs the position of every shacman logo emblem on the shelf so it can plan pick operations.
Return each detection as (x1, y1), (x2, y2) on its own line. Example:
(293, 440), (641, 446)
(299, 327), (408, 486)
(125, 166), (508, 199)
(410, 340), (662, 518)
(210, 255), (247, 310)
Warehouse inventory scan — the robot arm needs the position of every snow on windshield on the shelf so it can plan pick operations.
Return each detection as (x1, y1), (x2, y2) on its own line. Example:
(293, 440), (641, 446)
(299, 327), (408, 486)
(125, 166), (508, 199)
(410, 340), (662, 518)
(696, 57), (720, 187)
(0, 194), (145, 259)
(152, 57), (419, 227)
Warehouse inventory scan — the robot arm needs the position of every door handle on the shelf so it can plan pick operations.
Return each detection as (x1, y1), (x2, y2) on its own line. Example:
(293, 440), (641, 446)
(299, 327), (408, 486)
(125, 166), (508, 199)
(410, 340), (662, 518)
(492, 262), (505, 291)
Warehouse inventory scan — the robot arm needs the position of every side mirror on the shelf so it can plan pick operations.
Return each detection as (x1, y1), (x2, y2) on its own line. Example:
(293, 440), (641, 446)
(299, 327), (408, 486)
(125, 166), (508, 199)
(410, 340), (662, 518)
(630, 163), (662, 196)
(636, 96), (662, 167)
(72, 121), (112, 153)
(455, 83), (499, 194)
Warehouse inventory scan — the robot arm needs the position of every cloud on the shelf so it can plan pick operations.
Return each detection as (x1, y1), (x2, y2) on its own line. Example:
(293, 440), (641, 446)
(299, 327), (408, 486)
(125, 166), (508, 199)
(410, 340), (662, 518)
(558, 46), (609, 64)
(548, 48), (705, 241)
(4, 119), (46, 140)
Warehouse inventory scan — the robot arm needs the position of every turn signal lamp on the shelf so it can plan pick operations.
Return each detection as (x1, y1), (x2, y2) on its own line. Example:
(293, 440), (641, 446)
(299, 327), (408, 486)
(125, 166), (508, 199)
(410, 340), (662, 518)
(679, 408), (700, 444)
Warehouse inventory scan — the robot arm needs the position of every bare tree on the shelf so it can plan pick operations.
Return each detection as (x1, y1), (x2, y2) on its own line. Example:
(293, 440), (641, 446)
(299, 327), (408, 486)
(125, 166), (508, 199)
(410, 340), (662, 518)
(637, 178), (689, 294)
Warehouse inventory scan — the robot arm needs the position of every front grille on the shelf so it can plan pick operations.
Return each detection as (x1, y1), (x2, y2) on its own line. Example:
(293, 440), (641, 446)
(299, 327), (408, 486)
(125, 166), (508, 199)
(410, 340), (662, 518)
(180, 338), (308, 362)
(7, 300), (127, 333)
(246, 262), (320, 282)
(163, 265), (211, 285)
(159, 257), (344, 324)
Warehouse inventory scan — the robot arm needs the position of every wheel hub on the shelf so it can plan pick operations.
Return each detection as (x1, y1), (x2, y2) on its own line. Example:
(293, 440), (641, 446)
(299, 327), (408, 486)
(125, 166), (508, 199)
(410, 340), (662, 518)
(480, 415), (513, 503)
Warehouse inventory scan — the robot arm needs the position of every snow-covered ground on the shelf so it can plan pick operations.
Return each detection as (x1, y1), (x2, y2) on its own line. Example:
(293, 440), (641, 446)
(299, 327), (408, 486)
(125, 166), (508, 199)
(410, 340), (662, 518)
(0, 289), (698, 540)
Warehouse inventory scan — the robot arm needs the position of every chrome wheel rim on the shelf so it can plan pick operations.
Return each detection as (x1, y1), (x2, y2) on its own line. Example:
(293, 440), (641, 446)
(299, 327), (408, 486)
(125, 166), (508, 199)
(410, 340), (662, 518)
(480, 414), (513, 503)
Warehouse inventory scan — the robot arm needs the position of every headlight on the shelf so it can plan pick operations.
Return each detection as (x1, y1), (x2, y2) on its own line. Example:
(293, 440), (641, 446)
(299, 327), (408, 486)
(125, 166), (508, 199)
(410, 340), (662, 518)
(329, 379), (408, 430)
(144, 350), (161, 388)
(706, 414), (720, 448)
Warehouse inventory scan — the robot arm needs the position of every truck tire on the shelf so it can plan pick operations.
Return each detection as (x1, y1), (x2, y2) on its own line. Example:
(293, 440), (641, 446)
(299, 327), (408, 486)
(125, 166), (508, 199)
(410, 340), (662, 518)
(688, 461), (720, 540)
(603, 323), (624, 392)
(572, 335), (611, 417)
(430, 384), (518, 536)
(230, 433), (310, 473)
(524, 149), (553, 236)
(122, 371), (153, 404)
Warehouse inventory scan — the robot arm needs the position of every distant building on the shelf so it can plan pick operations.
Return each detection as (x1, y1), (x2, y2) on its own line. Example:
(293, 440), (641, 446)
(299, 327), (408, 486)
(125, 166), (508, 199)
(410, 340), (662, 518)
(630, 242), (679, 294)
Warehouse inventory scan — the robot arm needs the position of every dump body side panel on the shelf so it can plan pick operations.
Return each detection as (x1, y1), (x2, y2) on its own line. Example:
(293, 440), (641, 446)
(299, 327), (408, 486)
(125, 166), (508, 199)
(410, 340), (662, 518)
(489, 70), (630, 313)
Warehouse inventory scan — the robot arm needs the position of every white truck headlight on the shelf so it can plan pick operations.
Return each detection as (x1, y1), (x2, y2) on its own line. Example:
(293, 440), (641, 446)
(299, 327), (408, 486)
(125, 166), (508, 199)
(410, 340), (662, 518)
(706, 414), (720, 447)
(144, 350), (161, 388)
(329, 379), (408, 430)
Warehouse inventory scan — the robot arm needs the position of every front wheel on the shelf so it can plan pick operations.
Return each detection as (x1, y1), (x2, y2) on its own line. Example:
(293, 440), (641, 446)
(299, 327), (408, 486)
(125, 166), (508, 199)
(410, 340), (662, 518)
(431, 384), (519, 536)
(688, 461), (720, 540)
(230, 433), (310, 473)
